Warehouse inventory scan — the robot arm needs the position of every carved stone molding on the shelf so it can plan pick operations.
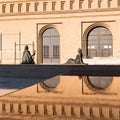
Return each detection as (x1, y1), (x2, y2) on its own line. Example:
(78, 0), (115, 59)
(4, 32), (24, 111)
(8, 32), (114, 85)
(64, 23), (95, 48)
(0, 100), (119, 119)
(0, 0), (118, 17)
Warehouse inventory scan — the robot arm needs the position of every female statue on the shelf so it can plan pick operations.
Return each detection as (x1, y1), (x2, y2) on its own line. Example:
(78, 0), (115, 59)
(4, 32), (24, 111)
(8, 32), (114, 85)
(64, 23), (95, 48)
(21, 45), (35, 64)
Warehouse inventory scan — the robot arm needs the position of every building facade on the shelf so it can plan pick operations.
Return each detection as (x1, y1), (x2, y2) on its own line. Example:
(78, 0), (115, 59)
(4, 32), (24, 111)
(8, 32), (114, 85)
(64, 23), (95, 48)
(0, 0), (119, 64)
(0, 0), (120, 120)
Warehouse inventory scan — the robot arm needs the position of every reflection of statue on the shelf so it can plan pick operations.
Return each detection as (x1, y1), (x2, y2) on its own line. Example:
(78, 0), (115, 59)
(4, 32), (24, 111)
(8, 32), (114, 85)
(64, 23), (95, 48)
(75, 48), (84, 64)
(66, 48), (85, 64)
(21, 45), (35, 64)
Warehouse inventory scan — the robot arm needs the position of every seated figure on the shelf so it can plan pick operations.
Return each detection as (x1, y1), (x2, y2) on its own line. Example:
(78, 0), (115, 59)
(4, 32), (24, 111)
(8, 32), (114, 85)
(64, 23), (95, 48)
(75, 48), (84, 64)
(21, 45), (35, 64)
(66, 48), (85, 64)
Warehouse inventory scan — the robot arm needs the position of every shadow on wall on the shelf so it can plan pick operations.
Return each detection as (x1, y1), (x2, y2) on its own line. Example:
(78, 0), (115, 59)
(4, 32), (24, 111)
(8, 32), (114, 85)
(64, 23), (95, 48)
(0, 77), (44, 89)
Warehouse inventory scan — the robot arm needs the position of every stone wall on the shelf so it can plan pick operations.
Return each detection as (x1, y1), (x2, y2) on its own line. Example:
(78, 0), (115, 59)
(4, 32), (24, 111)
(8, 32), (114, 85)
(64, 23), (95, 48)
(0, 0), (119, 64)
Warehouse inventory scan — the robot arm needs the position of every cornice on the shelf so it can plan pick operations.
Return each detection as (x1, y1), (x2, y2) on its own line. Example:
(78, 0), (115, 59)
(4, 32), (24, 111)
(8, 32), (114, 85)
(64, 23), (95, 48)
(0, 0), (51, 4)
(1, 95), (120, 105)
(0, 7), (120, 18)
(0, 14), (118, 21)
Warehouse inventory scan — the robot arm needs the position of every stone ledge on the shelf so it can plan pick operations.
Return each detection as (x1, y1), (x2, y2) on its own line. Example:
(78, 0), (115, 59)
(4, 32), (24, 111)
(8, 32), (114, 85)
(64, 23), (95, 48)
(0, 64), (119, 78)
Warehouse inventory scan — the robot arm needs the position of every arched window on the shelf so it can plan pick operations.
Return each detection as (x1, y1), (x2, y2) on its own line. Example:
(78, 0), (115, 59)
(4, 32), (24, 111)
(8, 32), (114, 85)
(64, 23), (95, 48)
(42, 28), (60, 64)
(88, 76), (113, 90)
(41, 76), (60, 89)
(87, 26), (112, 58)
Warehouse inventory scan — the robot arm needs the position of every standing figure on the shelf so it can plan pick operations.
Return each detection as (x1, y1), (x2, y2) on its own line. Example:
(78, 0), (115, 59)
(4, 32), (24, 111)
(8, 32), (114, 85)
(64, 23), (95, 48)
(75, 48), (84, 64)
(21, 45), (35, 64)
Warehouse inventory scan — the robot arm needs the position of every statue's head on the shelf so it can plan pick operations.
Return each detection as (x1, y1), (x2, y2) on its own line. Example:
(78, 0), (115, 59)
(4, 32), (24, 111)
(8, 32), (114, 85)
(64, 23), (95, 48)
(78, 48), (82, 53)
(24, 45), (29, 50)
(76, 54), (79, 58)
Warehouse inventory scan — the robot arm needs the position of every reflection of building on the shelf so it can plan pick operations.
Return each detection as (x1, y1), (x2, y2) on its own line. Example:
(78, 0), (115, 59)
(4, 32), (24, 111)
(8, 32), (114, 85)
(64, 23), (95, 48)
(0, 75), (119, 120)
(0, 0), (119, 64)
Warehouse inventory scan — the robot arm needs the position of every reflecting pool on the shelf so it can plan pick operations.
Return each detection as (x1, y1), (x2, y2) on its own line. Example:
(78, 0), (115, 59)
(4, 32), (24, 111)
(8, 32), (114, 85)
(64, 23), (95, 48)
(0, 75), (119, 120)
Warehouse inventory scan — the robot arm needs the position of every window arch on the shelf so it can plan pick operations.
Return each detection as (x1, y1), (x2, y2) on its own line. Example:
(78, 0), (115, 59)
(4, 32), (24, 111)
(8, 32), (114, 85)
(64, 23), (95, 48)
(41, 27), (60, 89)
(87, 26), (113, 58)
(42, 27), (60, 64)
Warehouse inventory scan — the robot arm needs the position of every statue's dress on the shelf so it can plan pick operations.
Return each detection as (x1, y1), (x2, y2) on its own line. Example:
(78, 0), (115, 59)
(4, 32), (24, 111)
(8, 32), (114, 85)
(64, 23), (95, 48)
(21, 50), (35, 64)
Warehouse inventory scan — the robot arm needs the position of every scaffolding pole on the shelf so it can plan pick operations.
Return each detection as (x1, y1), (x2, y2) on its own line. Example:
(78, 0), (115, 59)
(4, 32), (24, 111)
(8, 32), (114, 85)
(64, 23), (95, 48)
(19, 32), (21, 63)
(0, 33), (2, 64)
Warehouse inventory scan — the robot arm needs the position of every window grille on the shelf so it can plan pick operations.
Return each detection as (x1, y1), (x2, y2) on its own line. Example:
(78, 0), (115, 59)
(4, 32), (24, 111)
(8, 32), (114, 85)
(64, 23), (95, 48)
(53, 45), (59, 58)
(43, 46), (49, 58)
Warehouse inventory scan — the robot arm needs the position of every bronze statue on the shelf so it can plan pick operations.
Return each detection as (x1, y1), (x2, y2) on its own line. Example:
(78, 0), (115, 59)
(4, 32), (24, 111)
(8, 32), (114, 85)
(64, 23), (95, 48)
(75, 48), (84, 64)
(66, 48), (85, 64)
(21, 45), (35, 64)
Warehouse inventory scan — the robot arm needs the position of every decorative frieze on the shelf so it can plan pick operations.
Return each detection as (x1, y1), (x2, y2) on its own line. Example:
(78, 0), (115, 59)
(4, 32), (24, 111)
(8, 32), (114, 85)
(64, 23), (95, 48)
(18, 3), (22, 13)
(35, 104), (39, 115)
(88, 0), (93, 8)
(10, 103), (14, 113)
(70, 0), (74, 10)
(2, 103), (6, 113)
(108, 0), (112, 8)
(18, 104), (23, 114)
(98, 0), (102, 8)
(43, 2), (47, 11)
(79, 0), (84, 9)
(0, 100), (119, 119)
(10, 4), (14, 13)
(80, 106), (85, 118)
(0, 0), (119, 16)
(52, 105), (57, 116)
(2, 4), (6, 13)
(118, 0), (120, 6)
(61, 1), (65, 10)
(26, 104), (31, 114)
(26, 3), (31, 12)
(34, 2), (39, 11)
(52, 1), (56, 11)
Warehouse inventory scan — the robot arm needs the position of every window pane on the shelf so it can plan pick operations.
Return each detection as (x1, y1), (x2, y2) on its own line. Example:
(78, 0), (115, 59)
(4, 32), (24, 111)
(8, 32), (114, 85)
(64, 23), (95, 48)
(53, 45), (59, 58)
(88, 36), (99, 41)
(42, 28), (60, 64)
(43, 46), (49, 58)
(43, 29), (51, 37)
(87, 27), (112, 58)
(43, 37), (50, 45)
(102, 49), (110, 57)
(88, 50), (97, 58)
(51, 28), (59, 36)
